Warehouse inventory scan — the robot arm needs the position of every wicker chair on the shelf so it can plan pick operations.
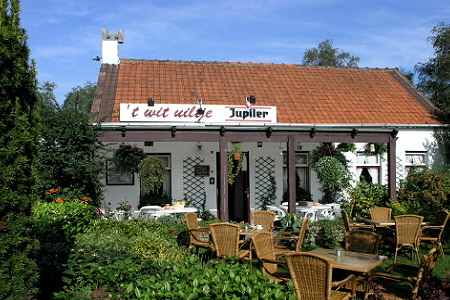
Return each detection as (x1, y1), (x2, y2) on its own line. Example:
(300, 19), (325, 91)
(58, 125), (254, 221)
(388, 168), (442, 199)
(369, 207), (392, 222)
(285, 252), (356, 300)
(387, 215), (424, 263)
(252, 210), (276, 231)
(251, 232), (291, 283)
(273, 218), (309, 256)
(345, 230), (382, 254)
(368, 248), (439, 300)
(209, 223), (250, 260)
(420, 210), (449, 258)
(341, 210), (373, 232)
(185, 212), (212, 254)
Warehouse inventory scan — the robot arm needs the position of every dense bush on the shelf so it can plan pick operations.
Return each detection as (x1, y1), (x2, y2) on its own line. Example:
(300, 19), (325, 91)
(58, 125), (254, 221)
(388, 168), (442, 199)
(33, 199), (99, 298)
(347, 181), (389, 218)
(394, 169), (450, 220)
(55, 255), (296, 299)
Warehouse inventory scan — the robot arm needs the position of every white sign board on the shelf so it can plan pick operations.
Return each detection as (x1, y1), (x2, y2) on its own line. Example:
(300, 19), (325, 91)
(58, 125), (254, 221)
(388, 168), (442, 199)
(120, 104), (277, 123)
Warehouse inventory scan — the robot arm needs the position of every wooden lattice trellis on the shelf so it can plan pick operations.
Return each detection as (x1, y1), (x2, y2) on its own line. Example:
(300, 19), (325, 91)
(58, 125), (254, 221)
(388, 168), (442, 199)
(254, 156), (276, 209)
(182, 156), (206, 209)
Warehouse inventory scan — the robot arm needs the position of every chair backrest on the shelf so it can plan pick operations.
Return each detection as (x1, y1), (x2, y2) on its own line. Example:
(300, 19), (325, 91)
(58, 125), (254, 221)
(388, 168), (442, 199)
(252, 232), (278, 275)
(345, 230), (381, 254)
(209, 223), (240, 258)
(370, 207), (392, 222)
(285, 252), (334, 299)
(266, 205), (287, 220)
(434, 210), (450, 227)
(295, 218), (310, 252)
(252, 210), (276, 231)
(341, 209), (352, 232)
(395, 215), (424, 245)
(411, 248), (439, 298)
(185, 212), (199, 230)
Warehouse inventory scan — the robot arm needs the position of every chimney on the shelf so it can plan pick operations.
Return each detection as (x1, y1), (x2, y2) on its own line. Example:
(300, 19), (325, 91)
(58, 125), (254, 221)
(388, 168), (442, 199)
(101, 29), (124, 64)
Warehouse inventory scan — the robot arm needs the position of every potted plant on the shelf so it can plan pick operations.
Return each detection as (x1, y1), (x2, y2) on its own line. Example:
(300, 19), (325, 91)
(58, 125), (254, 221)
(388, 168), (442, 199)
(172, 199), (186, 210)
(228, 143), (244, 185)
(112, 144), (146, 173)
(138, 156), (168, 194)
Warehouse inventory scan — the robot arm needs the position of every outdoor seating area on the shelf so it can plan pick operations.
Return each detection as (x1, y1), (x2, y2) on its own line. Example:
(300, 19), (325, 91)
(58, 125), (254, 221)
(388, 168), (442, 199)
(182, 206), (449, 299)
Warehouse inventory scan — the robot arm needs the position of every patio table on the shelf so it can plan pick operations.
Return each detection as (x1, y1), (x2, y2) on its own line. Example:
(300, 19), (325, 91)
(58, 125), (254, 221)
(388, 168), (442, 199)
(151, 207), (197, 219)
(308, 248), (387, 297)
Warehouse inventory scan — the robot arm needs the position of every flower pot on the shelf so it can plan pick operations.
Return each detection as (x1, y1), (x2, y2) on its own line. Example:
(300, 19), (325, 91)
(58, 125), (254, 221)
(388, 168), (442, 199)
(173, 204), (185, 210)
(233, 152), (241, 160)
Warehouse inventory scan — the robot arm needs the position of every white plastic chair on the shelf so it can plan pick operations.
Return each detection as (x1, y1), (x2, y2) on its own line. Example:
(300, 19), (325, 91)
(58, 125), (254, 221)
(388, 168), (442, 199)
(140, 205), (164, 219)
(266, 205), (287, 220)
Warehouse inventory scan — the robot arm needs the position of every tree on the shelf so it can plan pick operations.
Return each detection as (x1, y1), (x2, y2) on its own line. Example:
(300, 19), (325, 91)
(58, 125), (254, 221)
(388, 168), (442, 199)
(415, 22), (450, 116)
(302, 39), (360, 67)
(0, 0), (40, 297)
(36, 81), (105, 204)
(415, 23), (450, 167)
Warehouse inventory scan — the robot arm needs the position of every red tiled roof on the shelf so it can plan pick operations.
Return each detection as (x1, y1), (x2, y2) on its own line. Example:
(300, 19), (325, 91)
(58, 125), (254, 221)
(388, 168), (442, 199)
(91, 59), (442, 125)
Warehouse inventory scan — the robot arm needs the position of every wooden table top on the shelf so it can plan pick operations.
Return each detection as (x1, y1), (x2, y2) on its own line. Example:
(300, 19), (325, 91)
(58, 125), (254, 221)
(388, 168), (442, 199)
(239, 228), (267, 236)
(308, 248), (387, 273)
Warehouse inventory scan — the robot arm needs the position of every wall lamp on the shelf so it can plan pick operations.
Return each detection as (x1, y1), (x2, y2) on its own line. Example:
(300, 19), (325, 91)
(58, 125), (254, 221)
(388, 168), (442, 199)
(309, 128), (316, 138)
(121, 126), (126, 137)
(351, 128), (358, 139)
(171, 126), (176, 137)
(246, 95), (256, 104)
(266, 127), (273, 138)
(148, 98), (154, 106)
(197, 99), (204, 115)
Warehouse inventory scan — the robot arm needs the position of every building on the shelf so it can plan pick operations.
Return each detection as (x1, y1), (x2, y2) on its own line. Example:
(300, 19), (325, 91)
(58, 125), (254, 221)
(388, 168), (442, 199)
(90, 30), (446, 222)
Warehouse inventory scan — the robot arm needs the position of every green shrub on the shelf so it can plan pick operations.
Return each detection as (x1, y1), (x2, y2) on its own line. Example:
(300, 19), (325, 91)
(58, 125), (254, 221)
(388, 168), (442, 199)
(55, 255), (296, 299)
(347, 181), (389, 218)
(395, 169), (450, 220)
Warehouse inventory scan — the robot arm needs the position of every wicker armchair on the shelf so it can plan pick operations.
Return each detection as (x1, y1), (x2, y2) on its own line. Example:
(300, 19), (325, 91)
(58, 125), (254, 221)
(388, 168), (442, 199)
(252, 210), (276, 231)
(341, 210), (373, 232)
(420, 210), (449, 258)
(345, 230), (382, 254)
(285, 252), (356, 300)
(369, 207), (392, 222)
(251, 232), (291, 283)
(185, 212), (212, 254)
(209, 223), (250, 260)
(273, 218), (309, 256)
(368, 248), (438, 300)
(386, 215), (424, 263)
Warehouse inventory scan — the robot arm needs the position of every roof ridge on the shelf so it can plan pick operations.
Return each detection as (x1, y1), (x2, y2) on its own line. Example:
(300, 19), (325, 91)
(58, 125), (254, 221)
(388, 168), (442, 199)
(118, 58), (397, 71)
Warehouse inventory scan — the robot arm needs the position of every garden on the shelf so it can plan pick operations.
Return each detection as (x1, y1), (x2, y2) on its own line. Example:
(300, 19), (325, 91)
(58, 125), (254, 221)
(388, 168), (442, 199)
(31, 168), (450, 299)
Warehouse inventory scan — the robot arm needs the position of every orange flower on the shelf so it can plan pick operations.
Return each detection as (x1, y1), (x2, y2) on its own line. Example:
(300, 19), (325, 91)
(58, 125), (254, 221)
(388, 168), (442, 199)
(81, 197), (90, 202)
(55, 198), (64, 203)
(46, 188), (59, 195)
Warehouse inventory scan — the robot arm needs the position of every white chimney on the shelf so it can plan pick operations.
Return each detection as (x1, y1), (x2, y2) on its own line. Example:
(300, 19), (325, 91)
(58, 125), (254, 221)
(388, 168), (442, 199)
(101, 29), (124, 64)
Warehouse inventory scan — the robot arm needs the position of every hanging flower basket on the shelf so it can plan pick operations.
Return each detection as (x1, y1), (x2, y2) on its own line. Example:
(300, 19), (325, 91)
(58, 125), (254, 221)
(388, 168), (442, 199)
(112, 144), (146, 173)
(138, 156), (168, 193)
(228, 143), (244, 185)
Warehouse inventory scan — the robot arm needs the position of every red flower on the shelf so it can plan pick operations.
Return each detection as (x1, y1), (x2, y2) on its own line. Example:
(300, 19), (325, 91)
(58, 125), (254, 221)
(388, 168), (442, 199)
(55, 198), (64, 203)
(108, 202), (112, 205)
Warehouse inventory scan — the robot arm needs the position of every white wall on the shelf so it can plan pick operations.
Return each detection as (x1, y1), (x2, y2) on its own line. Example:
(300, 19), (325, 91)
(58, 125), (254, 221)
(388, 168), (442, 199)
(101, 128), (438, 210)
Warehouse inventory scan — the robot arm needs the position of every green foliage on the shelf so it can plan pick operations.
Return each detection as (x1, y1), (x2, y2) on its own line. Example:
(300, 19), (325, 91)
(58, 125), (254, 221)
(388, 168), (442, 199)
(362, 143), (388, 156)
(302, 39), (360, 67)
(55, 254), (295, 299)
(312, 156), (352, 204)
(63, 81), (96, 115)
(433, 128), (450, 169)
(416, 22), (450, 117)
(336, 142), (356, 153)
(36, 81), (105, 204)
(278, 213), (303, 234)
(395, 169), (450, 220)
(227, 143), (244, 185)
(309, 220), (345, 250)
(112, 144), (146, 173)
(0, 1), (41, 297)
(348, 181), (389, 218)
(138, 156), (168, 193)
(282, 186), (312, 202)
(309, 143), (349, 167)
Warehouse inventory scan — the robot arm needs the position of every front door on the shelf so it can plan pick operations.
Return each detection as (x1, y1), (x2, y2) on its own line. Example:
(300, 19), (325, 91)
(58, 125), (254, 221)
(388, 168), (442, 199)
(216, 152), (250, 222)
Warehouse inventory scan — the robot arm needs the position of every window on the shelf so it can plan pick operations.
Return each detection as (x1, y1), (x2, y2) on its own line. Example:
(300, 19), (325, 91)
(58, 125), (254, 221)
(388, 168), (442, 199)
(405, 152), (427, 173)
(356, 152), (380, 184)
(140, 154), (171, 203)
(283, 152), (310, 197)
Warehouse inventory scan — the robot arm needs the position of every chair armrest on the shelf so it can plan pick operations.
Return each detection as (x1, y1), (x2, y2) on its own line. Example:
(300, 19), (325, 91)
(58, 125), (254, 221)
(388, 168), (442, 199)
(369, 272), (416, 284)
(385, 263), (419, 273)
(421, 225), (444, 231)
(260, 257), (287, 266)
(190, 227), (210, 233)
(332, 274), (356, 292)
(273, 235), (299, 241)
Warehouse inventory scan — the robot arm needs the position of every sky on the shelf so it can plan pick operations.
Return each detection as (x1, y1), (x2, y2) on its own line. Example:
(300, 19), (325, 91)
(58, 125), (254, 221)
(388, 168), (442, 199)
(20, 0), (449, 104)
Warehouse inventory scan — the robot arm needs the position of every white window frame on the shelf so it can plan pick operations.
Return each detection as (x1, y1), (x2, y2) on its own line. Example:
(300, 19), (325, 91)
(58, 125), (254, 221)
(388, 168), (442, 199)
(356, 152), (381, 184)
(283, 152), (310, 193)
(405, 151), (427, 173)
